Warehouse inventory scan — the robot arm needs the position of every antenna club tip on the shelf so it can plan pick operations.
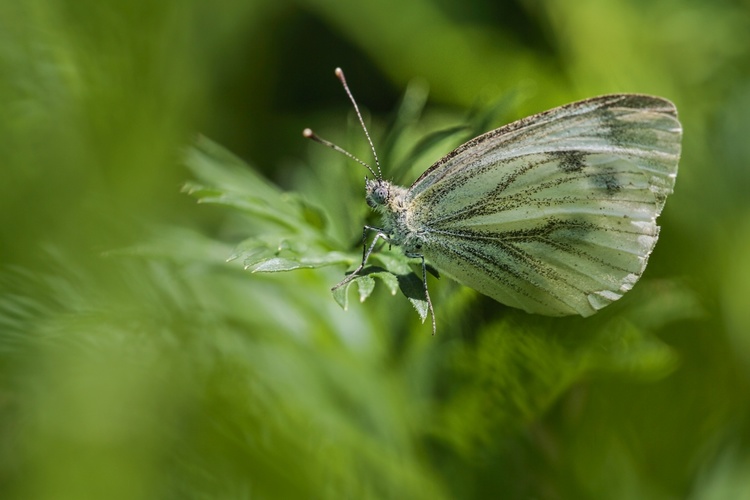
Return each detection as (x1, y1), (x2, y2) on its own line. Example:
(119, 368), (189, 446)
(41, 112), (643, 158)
(302, 128), (314, 138)
(334, 67), (343, 76)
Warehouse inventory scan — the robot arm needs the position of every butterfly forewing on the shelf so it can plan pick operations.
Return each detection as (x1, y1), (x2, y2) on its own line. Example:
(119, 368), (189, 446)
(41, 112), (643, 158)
(404, 94), (681, 316)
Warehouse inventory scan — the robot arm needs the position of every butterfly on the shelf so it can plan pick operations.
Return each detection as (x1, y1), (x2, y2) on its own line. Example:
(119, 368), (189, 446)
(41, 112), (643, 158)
(304, 68), (682, 334)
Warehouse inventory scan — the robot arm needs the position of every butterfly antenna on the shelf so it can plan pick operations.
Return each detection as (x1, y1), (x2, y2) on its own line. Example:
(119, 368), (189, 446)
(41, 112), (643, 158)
(335, 68), (383, 180)
(302, 128), (378, 179)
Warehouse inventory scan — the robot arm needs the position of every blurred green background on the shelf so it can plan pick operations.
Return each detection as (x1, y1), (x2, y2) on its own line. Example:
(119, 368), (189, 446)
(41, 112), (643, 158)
(2, 0), (750, 498)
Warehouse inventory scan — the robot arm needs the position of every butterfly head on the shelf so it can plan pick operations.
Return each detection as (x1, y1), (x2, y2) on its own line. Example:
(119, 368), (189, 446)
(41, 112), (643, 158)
(365, 179), (390, 208)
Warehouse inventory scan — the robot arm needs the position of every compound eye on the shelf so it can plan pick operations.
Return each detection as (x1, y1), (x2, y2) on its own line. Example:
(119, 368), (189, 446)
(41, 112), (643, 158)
(373, 186), (388, 204)
(366, 181), (389, 207)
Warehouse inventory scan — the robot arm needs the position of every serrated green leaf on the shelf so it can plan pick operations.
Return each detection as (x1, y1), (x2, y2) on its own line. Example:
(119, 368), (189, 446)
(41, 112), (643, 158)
(370, 253), (430, 322)
(185, 137), (324, 236)
(300, 252), (353, 268)
(396, 272), (429, 323)
(180, 182), (223, 199)
(231, 235), (301, 266)
(331, 282), (352, 311)
(329, 267), (406, 310)
(250, 257), (303, 273)
(196, 193), (302, 230)
(329, 256), (430, 323)
(251, 252), (353, 273)
(241, 248), (276, 268)
(356, 275), (375, 303)
(186, 135), (282, 202)
(410, 297), (429, 323)
(371, 271), (399, 296)
(330, 273), (374, 309)
(371, 252), (415, 276)
(351, 270), (402, 302)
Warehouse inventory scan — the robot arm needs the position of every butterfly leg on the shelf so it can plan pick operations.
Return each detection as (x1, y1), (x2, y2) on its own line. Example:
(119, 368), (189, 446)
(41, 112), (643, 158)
(332, 226), (389, 291)
(406, 252), (436, 336)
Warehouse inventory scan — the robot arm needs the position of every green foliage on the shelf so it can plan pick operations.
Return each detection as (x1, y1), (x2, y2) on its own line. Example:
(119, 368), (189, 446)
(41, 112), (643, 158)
(184, 133), (436, 321)
(1, 0), (750, 499)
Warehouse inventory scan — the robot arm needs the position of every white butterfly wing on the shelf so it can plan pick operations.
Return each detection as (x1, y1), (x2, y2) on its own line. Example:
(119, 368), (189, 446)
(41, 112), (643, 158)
(405, 94), (681, 316)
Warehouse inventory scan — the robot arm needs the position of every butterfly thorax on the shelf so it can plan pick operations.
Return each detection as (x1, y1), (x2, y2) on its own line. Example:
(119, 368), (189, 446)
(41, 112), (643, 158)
(365, 179), (422, 251)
